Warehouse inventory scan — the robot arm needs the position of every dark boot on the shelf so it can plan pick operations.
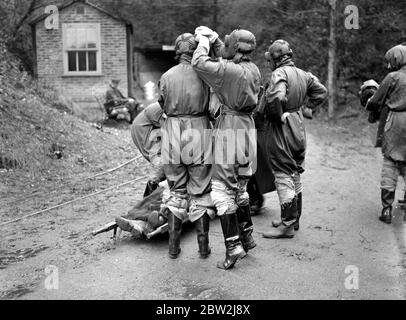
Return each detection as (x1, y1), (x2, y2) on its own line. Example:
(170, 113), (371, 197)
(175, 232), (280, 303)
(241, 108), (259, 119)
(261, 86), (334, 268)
(263, 197), (298, 239)
(193, 213), (211, 258)
(379, 189), (394, 224)
(167, 209), (182, 259)
(143, 179), (159, 198)
(236, 205), (256, 252)
(217, 213), (246, 270)
(248, 177), (264, 216)
(295, 192), (302, 231)
(272, 193), (301, 231)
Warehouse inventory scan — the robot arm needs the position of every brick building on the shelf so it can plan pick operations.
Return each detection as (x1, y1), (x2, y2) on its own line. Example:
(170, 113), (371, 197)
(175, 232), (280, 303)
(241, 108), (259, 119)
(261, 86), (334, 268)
(29, 0), (133, 120)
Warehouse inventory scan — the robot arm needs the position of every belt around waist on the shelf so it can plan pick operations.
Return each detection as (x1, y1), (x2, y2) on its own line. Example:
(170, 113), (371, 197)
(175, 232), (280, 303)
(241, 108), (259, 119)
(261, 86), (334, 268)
(166, 113), (208, 118)
(389, 107), (406, 112)
(284, 107), (301, 113)
(221, 109), (253, 116)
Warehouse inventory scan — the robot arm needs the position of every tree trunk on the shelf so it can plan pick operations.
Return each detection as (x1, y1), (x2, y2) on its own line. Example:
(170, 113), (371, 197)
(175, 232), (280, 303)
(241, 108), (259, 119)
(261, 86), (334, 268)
(12, 0), (36, 38)
(327, 0), (337, 120)
(213, 0), (218, 30)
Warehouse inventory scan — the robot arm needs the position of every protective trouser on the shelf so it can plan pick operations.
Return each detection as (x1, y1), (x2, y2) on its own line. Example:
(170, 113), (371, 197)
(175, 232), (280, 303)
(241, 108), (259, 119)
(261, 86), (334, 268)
(274, 171), (302, 226)
(211, 179), (249, 269)
(272, 192), (302, 230)
(380, 156), (406, 192)
(380, 156), (406, 224)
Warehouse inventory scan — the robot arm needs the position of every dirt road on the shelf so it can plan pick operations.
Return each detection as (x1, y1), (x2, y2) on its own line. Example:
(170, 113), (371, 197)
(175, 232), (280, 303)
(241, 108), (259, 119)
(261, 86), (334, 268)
(1, 118), (405, 300)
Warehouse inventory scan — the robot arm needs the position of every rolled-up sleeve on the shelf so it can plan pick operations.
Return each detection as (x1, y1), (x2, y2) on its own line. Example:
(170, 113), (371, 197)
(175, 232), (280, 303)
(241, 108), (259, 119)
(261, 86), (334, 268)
(192, 43), (225, 90)
(266, 69), (288, 105)
(306, 73), (328, 108)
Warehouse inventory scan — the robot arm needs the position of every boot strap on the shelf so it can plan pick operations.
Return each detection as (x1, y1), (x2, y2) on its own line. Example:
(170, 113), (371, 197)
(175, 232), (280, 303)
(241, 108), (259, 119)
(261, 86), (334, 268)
(225, 235), (239, 242)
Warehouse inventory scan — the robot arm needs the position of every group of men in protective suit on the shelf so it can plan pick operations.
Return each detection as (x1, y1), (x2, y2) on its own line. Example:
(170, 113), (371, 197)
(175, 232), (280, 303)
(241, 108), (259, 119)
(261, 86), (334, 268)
(126, 32), (406, 271)
(128, 25), (328, 270)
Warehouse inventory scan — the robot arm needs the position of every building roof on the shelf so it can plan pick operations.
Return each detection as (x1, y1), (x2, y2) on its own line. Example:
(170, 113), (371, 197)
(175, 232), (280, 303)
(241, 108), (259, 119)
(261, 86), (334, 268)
(29, 0), (133, 27)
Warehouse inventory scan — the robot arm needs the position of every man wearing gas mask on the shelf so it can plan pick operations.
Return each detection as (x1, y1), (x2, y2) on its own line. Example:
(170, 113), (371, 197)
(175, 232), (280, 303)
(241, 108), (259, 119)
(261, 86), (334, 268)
(363, 44), (406, 224)
(192, 26), (261, 270)
(158, 33), (214, 260)
(260, 40), (327, 239)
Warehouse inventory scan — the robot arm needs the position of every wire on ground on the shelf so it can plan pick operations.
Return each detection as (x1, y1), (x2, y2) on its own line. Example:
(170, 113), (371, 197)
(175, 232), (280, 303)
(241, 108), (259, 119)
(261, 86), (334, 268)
(0, 176), (145, 227)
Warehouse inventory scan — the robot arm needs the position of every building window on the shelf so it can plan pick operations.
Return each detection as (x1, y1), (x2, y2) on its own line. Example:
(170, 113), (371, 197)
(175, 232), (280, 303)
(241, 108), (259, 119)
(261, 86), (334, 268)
(76, 6), (85, 14)
(62, 23), (102, 75)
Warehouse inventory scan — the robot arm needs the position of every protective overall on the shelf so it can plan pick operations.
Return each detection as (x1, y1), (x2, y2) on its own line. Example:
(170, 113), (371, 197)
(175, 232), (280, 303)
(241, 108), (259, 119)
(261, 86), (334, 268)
(192, 27), (261, 269)
(248, 87), (277, 215)
(261, 40), (327, 238)
(159, 33), (213, 258)
(366, 45), (406, 224)
(130, 102), (166, 197)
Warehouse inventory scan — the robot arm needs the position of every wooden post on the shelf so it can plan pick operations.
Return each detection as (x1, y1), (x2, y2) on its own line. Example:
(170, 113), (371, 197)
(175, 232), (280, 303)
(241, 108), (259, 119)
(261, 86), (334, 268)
(213, 0), (218, 30)
(327, 0), (337, 120)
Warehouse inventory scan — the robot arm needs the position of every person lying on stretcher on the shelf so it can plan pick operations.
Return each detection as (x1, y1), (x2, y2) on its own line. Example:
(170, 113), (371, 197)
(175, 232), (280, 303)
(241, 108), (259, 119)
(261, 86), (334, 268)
(92, 183), (216, 240)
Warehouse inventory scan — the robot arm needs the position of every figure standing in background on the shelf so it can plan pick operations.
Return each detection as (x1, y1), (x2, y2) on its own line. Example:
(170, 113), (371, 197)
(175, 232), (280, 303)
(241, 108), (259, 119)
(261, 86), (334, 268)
(363, 45), (406, 224)
(261, 40), (327, 239)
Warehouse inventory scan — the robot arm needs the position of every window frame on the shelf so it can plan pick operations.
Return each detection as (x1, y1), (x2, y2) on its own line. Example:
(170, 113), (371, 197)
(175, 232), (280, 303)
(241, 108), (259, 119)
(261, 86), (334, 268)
(62, 23), (102, 76)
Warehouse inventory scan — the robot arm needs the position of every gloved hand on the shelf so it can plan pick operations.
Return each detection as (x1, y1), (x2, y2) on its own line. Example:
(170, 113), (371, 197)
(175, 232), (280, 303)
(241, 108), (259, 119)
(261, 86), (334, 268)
(359, 79), (379, 108)
(281, 112), (290, 124)
(301, 106), (313, 119)
(195, 26), (218, 44)
(360, 87), (377, 108)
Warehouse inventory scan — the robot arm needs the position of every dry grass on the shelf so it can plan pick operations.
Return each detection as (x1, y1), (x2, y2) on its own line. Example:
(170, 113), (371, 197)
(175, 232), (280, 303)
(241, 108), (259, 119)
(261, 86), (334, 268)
(0, 37), (143, 210)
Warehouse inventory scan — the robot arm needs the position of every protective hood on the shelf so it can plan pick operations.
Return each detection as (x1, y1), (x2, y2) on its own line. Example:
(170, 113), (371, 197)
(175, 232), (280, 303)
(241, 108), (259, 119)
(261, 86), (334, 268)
(385, 45), (406, 71)
(221, 29), (256, 61)
(175, 33), (197, 61)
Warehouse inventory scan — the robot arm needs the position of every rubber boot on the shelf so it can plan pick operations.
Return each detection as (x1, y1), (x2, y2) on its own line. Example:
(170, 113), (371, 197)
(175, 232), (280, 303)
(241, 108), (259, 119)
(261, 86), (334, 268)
(217, 213), (246, 270)
(193, 213), (211, 258)
(247, 177), (264, 216)
(167, 209), (182, 259)
(143, 179), (159, 198)
(295, 192), (302, 231)
(236, 205), (256, 252)
(379, 189), (394, 224)
(272, 193), (301, 231)
(263, 198), (297, 239)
